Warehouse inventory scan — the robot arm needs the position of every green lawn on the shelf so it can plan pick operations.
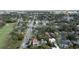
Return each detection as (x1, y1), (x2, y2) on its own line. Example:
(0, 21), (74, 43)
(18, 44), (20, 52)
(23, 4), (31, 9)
(0, 23), (14, 48)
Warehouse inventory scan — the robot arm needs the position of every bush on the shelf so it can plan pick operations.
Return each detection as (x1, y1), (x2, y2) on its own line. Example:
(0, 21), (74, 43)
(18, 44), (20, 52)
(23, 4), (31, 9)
(5, 19), (16, 23)
(17, 32), (24, 40)
(39, 44), (50, 49)
(67, 34), (76, 41)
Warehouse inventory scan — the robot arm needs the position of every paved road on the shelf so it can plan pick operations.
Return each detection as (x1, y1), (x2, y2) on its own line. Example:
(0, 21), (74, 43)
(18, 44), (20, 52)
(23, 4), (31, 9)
(20, 20), (34, 48)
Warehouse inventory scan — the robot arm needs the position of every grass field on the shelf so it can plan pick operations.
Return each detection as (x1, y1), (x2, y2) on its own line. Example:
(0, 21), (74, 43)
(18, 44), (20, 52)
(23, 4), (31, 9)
(0, 23), (14, 48)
